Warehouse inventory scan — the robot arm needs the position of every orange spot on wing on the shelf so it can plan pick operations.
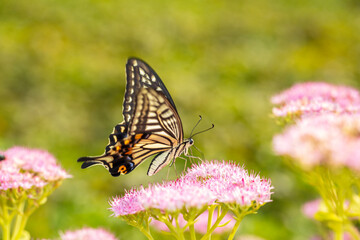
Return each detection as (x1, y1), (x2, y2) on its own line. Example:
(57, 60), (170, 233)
(118, 165), (127, 174)
(124, 139), (130, 145)
(135, 134), (143, 140)
(116, 146), (121, 151)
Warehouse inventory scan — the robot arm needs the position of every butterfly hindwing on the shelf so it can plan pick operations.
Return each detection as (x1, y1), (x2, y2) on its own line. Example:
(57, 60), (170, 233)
(147, 149), (173, 176)
(78, 132), (153, 176)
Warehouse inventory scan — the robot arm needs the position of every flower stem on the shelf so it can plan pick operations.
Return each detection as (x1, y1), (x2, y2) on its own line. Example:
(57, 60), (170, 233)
(227, 217), (243, 240)
(206, 206), (215, 240)
(174, 215), (185, 240)
(138, 226), (154, 240)
(1, 198), (11, 240)
(200, 207), (228, 240)
(346, 223), (360, 240)
(11, 200), (29, 240)
(160, 214), (184, 240)
(189, 223), (197, 240)
(2, 222), (11, 240)
(334, 229), (343, 240)
(11, 200), (25, 238)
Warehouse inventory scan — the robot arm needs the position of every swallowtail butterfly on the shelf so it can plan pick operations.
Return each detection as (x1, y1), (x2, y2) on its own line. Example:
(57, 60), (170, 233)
(78, 58), (194, 176)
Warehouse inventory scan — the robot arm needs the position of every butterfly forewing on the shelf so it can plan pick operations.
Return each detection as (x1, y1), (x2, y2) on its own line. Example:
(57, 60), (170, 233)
(123, 58), (178, 125)
(129, 87), (183, 141)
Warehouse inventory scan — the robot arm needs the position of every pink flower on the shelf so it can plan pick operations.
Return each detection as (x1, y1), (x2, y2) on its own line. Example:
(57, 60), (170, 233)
(139, 178), (216, 211)
(184, 161), (273, 206)
(109, 188), (145, 216)
(110, 178), (216, 216)
(273, 114), (360, 170)
(151, 210), (235, 234)
(271, 82), (360, 118)
(0, 167), (47, 190)
(110, 161), (273, 216)
(0, 146), (71, 190)
(60, 227), (118, 240)
(4, 146), (71, 181)
(302, 199), (322, 219)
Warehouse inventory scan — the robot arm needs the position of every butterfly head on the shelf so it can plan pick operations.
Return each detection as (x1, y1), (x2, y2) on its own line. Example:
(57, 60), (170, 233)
(184, 138), (194, 155)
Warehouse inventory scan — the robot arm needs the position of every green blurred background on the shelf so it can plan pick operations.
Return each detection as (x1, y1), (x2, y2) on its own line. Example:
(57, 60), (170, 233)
(1, 0), (360, 239)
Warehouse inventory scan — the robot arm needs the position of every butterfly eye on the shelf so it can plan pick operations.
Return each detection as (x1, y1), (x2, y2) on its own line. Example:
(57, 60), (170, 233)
(189, 139), (194, 145)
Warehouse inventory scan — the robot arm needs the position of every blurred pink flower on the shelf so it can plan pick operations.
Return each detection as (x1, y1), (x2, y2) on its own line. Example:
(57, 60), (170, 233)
(110, 161), (273, 216)
(271, 82), (360, 118)
(302, 199), (322, 219)
(4, 146), (71, 180)
(302, 199), (352, 220)
(236, 235), (266, 240)
(0, 146), (71, 190)
(151, 210), (235, 234)
(273, 114), (360, 170)
(310, 233), (352, 240)
(60, 227), (118, 240)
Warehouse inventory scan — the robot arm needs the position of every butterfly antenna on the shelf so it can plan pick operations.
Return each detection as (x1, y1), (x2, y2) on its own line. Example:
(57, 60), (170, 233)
(190, 124), (215, 138)
(189, 115), (203, 137)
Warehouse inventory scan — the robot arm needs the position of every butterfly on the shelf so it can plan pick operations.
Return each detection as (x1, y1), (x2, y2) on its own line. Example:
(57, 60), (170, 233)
(78, 58), (195, 176)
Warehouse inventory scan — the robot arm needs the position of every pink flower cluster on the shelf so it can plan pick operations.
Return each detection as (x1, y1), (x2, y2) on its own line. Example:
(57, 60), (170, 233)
(271, 82), (360, 118)
(151, 210), (235, 234)
(60, 227), (118, 240)
(184, 161), (272, 206)
(272, 82), (360, 170)
(110, 161), (273, 216)
(273, 113), (360, 170)
(0, 146), (71, 190)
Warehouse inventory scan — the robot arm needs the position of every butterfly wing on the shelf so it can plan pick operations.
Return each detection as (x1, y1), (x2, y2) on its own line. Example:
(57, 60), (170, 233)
(78, 88), (182, 176)
(123, 58), (178, 125)
(78, 58), (185, 176)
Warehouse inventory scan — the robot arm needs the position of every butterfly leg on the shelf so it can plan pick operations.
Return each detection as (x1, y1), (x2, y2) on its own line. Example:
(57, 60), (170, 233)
(166, 166), (171, 179)
(177, 156), (188, 173)
(166, 158), (178, 179)
(192, 145), (205, 161)
(186, 148), (203, 164)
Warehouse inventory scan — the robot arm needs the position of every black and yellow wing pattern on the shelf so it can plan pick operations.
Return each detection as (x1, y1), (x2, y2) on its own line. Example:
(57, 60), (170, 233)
(78, 58), (194, 176)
